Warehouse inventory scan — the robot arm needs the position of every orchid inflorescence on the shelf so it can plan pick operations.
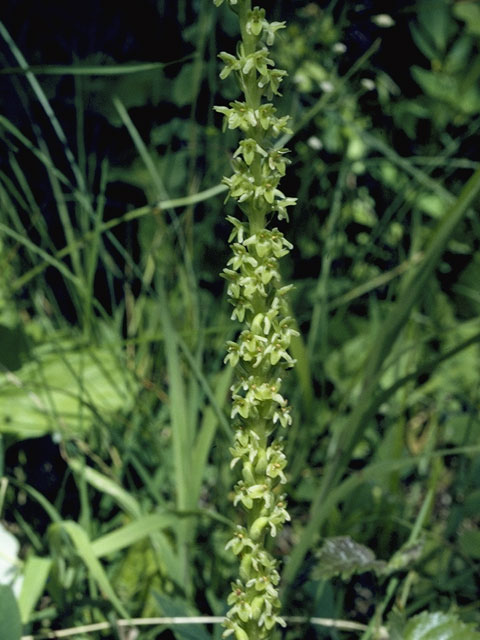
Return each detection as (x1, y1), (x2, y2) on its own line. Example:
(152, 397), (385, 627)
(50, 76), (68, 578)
(213, 1), (297, 639)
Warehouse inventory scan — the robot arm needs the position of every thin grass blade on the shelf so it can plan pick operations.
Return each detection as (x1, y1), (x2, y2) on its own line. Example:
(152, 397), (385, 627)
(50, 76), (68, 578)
(17, 556), (52, 624)
(51, 521), (129, 618)
(283, 165), (480, 591)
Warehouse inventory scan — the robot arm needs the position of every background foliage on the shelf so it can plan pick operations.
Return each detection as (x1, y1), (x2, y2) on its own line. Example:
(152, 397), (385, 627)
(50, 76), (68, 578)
(0, 0), (479, 638)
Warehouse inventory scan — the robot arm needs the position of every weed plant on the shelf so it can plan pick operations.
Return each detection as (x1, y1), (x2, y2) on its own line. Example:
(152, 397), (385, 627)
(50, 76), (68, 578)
(0, 2), (479, 640)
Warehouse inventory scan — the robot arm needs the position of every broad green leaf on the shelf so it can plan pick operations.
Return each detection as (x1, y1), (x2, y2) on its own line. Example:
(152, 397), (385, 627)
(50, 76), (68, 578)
(417, 0), (451, 54)
(454, 2), (480, 37)
(0, 324), (29, 371)
(92, 515), (184, 613)
(386, 540), (425, 574)
(410, 22), (437, 60)
(446, 33), (474, 74)
(172, 64), (198, 107)
(17, 556), (52, 623)
(458, 529), (480, 560)
(387, 608), (407, 640)
(112, 541), (163, 618)
(313, 536), (386, 580)
(411, 67), (451, 103)
(394, 610), (480, 640)
(0, 585), (21, 640)
(0, 345), (135, 438)
(153, 593), (211, 640)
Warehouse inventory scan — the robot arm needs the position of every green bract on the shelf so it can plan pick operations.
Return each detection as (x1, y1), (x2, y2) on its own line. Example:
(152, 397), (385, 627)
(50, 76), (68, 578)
(213, 1), (297, 639)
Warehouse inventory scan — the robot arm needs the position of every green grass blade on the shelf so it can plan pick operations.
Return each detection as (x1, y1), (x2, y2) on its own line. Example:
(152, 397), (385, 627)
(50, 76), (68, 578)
(112, 94), (196, 289)
(113, 96), (168, 201)
(83, 158), (108, 334)
(0, 222), (81, 289)
(67, 460), (184, 585)
(41, 138), (83, 281)
(51, 521), (129, 618)
(360, 129), (455, 203)
(67, 458), (141, 517)
(3, 155), (45, 233)
(327, 253), (424, 311)
(282, 443), (480, 602)
(0, 115), (73, 190)
(0, 585), (21, 640)
(158, 288), (192, 513)
(191, 366), (232, 505)
(12, 184), (227, 291)
(12, 482), (62, 524)
(177, 333), (231, 440)
(0, 21), (88, 195)
(362, 165), (480, 389)
(91, 513), (179, 558)
(0, 57), (195, 76)
(287, 311), (314, 417)
(158, 283), (195, 595)
(282, 165), (480, 591)
(18, 556), (52, 624)
(378, 329), (480, 404)
(307, 162), (346, 360)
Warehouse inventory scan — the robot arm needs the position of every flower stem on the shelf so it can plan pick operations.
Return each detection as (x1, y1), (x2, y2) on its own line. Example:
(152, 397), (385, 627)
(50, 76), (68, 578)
(213, 2), (297, 639)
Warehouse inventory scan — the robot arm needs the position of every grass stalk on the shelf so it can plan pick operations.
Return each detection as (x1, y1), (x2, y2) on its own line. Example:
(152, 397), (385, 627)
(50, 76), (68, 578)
(282, 165), (480, 591)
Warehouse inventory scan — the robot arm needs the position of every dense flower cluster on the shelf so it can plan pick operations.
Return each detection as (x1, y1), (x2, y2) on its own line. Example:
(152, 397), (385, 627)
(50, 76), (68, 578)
(213, 2), (297, 639)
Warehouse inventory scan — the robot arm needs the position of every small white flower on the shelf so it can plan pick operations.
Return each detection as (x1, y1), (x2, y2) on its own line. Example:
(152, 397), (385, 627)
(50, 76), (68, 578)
(332, 42), (347, 54)
(372, 14), (395, 27)
(320, 80), (334, 93)
(307, 136), (323, 150)
(361, 78), (376, 91)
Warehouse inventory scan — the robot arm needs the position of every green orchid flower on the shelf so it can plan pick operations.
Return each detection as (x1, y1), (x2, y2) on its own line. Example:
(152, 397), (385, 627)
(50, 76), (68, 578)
(213, 2), (296, 638)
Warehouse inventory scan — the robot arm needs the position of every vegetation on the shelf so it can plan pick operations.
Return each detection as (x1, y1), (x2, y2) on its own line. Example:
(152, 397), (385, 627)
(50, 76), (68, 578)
(0, 1), (479, 639)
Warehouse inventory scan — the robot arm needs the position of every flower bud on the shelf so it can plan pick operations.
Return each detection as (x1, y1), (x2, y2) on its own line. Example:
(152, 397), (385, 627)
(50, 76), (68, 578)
(254, 448), (268, 474)
(250, 516), (269, 541)
(234, 628), (249, 640)
(251, 595), (264, 620)
(239, 553), (252, 581)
